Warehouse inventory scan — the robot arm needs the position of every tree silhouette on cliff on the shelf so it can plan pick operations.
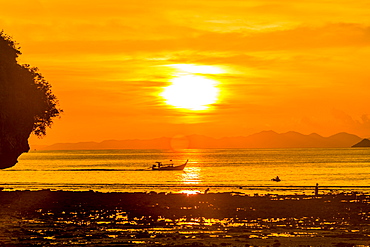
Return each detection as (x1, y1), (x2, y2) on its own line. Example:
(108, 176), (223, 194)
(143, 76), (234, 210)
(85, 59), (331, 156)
(0, 31), (62, 168)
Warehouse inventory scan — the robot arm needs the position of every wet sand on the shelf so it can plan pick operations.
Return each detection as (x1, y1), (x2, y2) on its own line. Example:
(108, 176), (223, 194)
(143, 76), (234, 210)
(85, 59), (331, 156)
(1, 190), (370, 246)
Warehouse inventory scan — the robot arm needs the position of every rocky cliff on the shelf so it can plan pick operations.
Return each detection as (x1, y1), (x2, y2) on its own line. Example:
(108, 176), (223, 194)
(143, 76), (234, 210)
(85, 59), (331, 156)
(0, 31), (61, 168)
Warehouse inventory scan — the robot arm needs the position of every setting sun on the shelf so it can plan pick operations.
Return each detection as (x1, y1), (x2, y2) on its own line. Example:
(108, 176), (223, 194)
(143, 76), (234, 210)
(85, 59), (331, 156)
(161, 74), (219, 111)
(160, 64), (223, 111)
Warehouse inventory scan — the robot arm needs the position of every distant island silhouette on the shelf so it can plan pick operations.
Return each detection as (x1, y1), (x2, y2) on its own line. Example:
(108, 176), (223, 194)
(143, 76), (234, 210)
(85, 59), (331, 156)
(352, 139), (370, 147)
(33, 131), (364, 150)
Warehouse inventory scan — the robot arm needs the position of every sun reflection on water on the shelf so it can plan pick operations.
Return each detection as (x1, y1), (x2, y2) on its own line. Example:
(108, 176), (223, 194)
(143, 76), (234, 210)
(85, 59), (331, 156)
(179, 190), (201, 195)
(181, 167), (202, 185)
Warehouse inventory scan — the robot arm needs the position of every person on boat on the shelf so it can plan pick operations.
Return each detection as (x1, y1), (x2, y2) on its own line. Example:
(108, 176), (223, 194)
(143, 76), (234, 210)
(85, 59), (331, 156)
(272, 176), (281, 182)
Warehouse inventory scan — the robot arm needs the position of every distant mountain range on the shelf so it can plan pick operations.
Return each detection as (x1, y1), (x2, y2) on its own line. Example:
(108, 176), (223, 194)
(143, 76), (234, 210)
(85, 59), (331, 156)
(32, 131), (366, 150)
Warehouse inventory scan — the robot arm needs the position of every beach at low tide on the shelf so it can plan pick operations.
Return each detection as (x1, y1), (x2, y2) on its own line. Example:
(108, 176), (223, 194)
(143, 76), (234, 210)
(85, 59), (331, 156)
(1, 190), (370, 246)
(1, 148), (370, 245)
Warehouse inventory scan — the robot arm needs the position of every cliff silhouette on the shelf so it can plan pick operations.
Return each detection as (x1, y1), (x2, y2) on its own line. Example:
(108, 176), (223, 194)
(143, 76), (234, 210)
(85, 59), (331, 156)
(0, 31), (61, 168)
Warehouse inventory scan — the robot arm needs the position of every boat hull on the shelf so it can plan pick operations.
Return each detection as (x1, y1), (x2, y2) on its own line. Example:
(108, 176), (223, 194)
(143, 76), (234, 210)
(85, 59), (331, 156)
(152, 160), (188, 171)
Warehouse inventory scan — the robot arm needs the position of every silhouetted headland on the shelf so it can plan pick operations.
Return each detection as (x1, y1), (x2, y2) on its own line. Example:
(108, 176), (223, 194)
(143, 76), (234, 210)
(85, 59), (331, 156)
(0, 31), (61, 168)
(352, 138), (370, 147)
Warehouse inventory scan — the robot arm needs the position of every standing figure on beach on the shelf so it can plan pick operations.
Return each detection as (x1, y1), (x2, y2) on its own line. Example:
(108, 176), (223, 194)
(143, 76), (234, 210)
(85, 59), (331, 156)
(315, 183), (319, 196)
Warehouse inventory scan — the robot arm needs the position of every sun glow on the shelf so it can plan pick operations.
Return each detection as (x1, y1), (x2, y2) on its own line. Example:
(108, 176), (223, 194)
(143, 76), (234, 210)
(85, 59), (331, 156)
(161, 64), (223, 111)
(169, 64), (224, 74)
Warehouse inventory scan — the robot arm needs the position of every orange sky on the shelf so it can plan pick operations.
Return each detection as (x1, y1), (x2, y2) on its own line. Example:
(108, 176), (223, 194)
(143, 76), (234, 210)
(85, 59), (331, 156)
(2, 0), (370, 145)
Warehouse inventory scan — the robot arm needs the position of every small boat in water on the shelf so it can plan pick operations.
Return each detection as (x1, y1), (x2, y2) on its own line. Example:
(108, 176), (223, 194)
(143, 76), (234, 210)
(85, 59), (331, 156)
(152, 160), (188, 171)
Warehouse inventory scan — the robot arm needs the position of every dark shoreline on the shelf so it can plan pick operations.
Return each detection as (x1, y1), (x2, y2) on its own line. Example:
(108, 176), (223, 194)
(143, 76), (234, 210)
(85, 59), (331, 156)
(1, 190), (370, 246)
(2, 184), (370, 195)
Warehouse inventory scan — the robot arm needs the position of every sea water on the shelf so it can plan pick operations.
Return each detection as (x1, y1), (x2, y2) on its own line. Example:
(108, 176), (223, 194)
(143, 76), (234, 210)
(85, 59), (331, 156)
(1, 148), (370, 194)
